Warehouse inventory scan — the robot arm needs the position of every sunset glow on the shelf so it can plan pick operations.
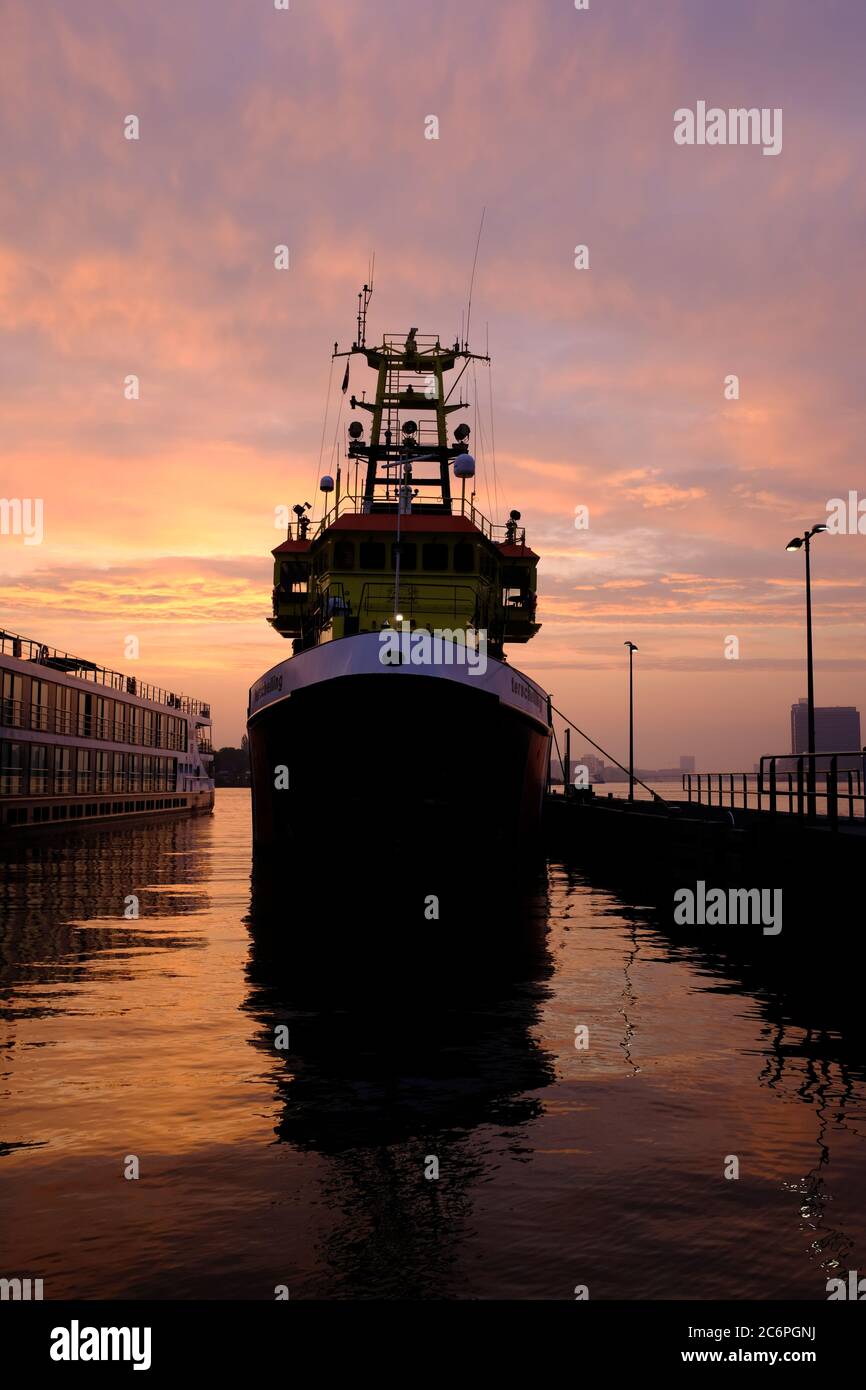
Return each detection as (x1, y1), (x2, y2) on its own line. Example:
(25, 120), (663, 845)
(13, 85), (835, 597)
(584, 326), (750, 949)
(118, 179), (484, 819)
(2, 0), (864, 764)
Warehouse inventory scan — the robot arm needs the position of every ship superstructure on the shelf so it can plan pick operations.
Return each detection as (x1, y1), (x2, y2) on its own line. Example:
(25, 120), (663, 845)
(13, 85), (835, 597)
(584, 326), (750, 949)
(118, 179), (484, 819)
(247, 298), (551, 849)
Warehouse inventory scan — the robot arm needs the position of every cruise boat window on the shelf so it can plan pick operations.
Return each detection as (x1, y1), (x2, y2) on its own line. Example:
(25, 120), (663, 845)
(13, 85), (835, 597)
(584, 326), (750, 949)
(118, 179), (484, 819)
(76, 748), (91, 793)
(30, 744), (50, 794)
(0, 740), (24, 794)
(31, 679), (49, 731)
(57, 685), (75, 735)
(1, 672), (23, 726)
(55, 746), (72, 793)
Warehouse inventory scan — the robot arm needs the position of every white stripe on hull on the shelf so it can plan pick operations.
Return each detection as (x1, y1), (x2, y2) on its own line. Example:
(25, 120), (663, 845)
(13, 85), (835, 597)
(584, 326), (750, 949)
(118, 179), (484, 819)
(248, 633), (550, 731)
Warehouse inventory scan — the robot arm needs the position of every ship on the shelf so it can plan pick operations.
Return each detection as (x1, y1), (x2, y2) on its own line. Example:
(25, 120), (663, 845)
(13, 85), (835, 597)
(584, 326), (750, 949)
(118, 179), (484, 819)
(0, 630), (214, 832)
(247, 295), (551, 850)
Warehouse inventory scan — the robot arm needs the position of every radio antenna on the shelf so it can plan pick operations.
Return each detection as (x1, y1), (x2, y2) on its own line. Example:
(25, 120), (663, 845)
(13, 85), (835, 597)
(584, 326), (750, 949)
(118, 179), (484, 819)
(464, 208), (486, 351)
(356, 255), (375, 348)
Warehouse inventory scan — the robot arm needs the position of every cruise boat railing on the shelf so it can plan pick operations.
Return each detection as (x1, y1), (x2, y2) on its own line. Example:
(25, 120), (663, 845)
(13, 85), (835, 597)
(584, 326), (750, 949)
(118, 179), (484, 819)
(0, 697), (188, 751)
(0, 630), (211, 718)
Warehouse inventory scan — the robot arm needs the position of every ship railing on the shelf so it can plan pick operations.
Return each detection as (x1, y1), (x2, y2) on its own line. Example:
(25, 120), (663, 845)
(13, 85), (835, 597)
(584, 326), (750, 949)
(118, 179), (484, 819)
(358, 582), (480, 624)
(380, 333), (448, 353)
(0, 630), (210, 716)
(683, 752), (866, 826)
(308, 491), (526, 546)
(0, 698), (187, 751)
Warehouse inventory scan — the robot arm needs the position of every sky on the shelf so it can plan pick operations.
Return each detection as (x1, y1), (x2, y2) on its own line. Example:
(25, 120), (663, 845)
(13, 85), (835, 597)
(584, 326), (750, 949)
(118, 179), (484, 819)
(1, 0), (864, 767)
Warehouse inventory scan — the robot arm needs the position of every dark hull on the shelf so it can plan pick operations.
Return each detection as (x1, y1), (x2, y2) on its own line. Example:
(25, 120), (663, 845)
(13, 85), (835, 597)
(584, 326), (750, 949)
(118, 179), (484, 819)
(248, 672), (550, 852)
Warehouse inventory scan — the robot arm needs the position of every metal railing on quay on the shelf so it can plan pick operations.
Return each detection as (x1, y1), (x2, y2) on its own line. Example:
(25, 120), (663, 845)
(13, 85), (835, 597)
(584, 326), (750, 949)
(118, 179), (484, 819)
(683, 752), (866, 827)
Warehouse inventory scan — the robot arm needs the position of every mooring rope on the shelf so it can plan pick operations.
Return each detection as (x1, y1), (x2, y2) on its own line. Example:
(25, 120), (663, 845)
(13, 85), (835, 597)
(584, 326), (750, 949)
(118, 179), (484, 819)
(550, 702), (673, 810)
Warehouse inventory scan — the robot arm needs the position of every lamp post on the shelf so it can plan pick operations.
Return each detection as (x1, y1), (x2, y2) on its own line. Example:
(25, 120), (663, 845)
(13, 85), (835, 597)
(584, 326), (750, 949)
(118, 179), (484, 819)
(624, 641), (638, 802)
(786, 524), (827, 815)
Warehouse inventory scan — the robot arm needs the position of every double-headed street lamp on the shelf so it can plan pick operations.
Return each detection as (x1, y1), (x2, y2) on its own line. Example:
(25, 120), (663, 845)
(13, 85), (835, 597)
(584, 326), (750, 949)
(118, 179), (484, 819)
(624, 641), (638, 802)
(786, 523), (828, 814)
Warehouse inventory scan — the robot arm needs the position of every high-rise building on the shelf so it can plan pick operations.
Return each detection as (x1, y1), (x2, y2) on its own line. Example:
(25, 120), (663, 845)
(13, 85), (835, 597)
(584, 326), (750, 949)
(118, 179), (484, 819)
(790, 700), (861, 771)
(574, 751), (605, 784)
(679, 755), (696, 773)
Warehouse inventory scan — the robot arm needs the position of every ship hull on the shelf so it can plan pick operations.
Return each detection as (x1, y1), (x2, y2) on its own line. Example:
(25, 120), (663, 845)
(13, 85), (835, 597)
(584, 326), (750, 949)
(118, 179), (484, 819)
(247, 634), (551, 852)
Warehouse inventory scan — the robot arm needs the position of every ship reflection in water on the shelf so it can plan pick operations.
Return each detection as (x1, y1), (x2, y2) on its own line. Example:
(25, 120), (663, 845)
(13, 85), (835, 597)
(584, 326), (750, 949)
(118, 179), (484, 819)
(1, 790), (865, 1300)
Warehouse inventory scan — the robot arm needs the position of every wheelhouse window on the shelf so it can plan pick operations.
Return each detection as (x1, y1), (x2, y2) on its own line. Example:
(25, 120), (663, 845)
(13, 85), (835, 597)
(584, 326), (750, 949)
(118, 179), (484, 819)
(453, 542), (474, 574)
(422, 543), (449, 571)
(333, 540), (355, 570)
(503, 587), (528, 608)
(359, 542), (386, 570)
(391, 542), (417, 571)
(280, 560), (310, 593)
(502, 564), (531, 607)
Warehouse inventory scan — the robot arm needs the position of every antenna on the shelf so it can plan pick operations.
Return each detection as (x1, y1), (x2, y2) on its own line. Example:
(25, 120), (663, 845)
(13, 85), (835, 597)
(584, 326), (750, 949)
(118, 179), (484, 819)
(356, 257), (375, 348)
(464, 207), (486, 351)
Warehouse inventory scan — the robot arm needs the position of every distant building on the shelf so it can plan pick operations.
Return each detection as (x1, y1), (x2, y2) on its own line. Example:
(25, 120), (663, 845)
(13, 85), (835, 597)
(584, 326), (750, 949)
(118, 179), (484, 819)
(679, 755), (696, 773)
(790, 700), (861, 771)
(574, 751), (605, 784)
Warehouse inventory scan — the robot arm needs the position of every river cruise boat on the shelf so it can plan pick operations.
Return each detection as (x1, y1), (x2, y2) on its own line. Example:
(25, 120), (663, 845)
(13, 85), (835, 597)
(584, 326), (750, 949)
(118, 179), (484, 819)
(0, 631), (214, 833)
(247, 295), (551, 849)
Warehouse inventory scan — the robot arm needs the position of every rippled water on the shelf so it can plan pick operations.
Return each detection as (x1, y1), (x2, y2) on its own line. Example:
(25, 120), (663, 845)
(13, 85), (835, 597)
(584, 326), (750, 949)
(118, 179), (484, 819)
(1, 789), (864, 1300)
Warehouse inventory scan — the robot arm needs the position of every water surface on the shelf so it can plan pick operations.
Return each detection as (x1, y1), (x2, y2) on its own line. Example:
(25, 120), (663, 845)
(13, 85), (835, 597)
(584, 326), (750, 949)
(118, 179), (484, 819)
(1, 789), (864, 1300)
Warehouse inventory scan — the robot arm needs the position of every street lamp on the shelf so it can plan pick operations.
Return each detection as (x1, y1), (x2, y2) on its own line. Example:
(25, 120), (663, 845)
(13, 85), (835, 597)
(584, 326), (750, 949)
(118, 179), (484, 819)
(786, 523), (827, 814)
(624, 641), (638, 802)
